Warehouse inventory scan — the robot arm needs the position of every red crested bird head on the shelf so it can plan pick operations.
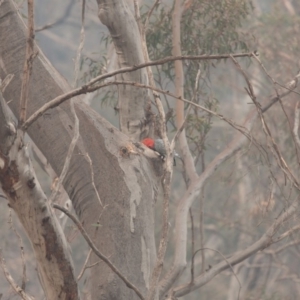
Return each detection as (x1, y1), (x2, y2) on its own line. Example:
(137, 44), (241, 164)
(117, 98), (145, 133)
(141, 138), (155, 149)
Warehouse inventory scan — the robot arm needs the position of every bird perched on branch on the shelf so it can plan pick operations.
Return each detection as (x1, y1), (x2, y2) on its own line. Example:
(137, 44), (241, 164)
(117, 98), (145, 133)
(141, 138), (180, 165)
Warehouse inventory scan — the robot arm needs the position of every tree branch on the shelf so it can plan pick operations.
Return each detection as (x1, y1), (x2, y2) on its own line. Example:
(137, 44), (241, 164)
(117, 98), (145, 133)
(157, 71), (300, 297)
(174, 199), (299, 297)
(0, 93), (79, 299)
(22, 79), (254, 139)
(172, 0), (198, 184)
(19, 0), (35, 124)
(49, 99), (80, 204)
(0, 250), (34, 300)
(8, 210), (27, 290)
(22, 52), (254, 130)
(132, 2), (174, 300)
(53, 204), (145, 300)
(293, 102), (300, 148)
(23, 67), (300, 139)
(73, 0), (85, 87)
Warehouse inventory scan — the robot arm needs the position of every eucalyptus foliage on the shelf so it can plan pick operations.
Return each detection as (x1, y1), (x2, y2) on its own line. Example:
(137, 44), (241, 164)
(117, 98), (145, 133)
(145, 0), (252, 160)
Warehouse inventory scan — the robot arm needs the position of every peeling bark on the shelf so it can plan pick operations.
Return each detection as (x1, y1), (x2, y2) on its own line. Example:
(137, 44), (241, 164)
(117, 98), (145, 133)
(0, 95), (79, 300)
(0, 1), (156, 299)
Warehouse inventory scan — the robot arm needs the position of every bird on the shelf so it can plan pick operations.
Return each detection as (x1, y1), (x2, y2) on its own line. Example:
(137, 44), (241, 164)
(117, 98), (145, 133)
(141, 138), (180, 165)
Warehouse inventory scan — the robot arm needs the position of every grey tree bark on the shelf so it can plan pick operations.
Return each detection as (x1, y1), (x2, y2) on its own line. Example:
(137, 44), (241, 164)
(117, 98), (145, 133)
(97, 0), (151, 140)
(0, 93), (79, 300)
(0, 0), (156, 299)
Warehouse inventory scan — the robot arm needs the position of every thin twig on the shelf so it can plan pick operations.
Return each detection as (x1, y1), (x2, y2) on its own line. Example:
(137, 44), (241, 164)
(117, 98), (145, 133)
(0, 250), (34, 300)
(22, 80), (252, 140)
(144, 0), (160, 33)
(171, 68), (201, 153)
(231, 55), (300, 191)
(133, 0), (155, 111)
(35, 23), (55, 32)
(85, 153), (103, 206)
(23, 69), (299, 142)
(17, 0), (26, 9)
(189, 208), (195, 282)
(77, 249), (92, 281)
(49, 100), (79, 203)
(76, 167), (106, 280)
(192, 248), (241, 299)
(78, 253), (105, 281)
(261, 71), (300, 113)
(266, 239), (300, 254)
(252, 53), (300, 164)
(158, 69), (300, 297)
(293, 102), (300, 148)
(73, 0), (86, 87)
(22, 52), (254, 130)
(199, 190), (205, 274)
(8, 210), (27, 290)
(273, 225), (300, 243)
(173, 83), (196, 142)
(19, 0), (35, 124)
(147, 171), (171, 300)
(274, 81), (300, 96)
(174, 200), (299, 297)
(35, 1), (75, 32)
(0, 74), (14, 93)
(53, 204), (145, 300)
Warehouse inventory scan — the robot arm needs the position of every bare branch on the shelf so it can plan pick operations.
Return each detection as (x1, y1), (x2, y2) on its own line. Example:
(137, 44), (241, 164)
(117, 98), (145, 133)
(22, 52), (254, 130)
(231, 55), (300, 191)
(174, 200), (299, 297)
(252, 53), (300, 164)
(171, 68), (201, 157)
(199, 190), (205, 274)
(35, 1), (75, 32)
(0, 250), (34, 300)
(282, 0), (295, 15)
(191, 248), (241, 299)
(0, 94), (79, 299)
(261, 71), (300, 113)
(23, 67), (300, 140)
(172, 0), (198, 183)
(22, 80), (254, 139)
(31, 143), (57, 179)
(267, 239), (300, 254)
(77, 249), (92, 281)
(272, 225), (300, 244)
(144, 0), (160, 32)
(53, 204), (145, 300)
(73, 0), (86, 87)
(49, 100), (80, 204)
(84, 153), (103, 206)
(189, 208), (195, 283)
(0, 74), (14, 93)
(158, 116), (250, 296)
(8, 210), (27, 290)
(293, 102), (300, 148)
(19, 0), (35, 124)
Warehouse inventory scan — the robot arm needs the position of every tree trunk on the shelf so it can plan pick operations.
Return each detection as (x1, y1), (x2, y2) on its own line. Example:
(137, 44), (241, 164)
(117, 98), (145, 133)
(97, 0), (151, 140)
(0, 1), (156, 299)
